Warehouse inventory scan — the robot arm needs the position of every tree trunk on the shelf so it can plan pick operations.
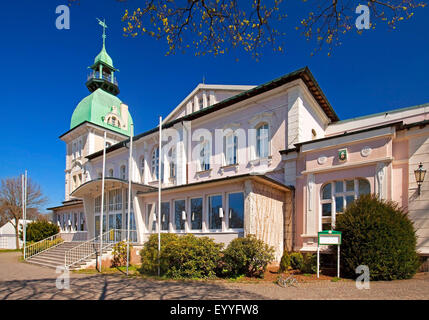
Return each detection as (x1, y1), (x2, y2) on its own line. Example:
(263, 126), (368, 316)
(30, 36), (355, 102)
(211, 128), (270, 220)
(14, 223), (20, 250)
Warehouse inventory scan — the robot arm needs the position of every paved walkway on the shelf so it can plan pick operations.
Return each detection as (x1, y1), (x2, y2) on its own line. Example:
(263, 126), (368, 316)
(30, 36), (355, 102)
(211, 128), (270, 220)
(1, 252), (428, 300)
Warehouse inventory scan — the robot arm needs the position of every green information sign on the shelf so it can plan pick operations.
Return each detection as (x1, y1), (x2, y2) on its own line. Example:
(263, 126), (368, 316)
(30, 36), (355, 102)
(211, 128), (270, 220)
(318, 230), (342, 245)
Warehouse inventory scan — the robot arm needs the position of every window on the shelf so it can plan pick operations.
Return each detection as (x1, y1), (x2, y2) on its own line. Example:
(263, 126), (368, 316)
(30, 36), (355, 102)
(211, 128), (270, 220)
(140, 157), (145, 182)
(97, 172), (102, 179)
(256, 123), (269, 158)
(147, 204), (157, 232)
(198, 97), (204, 109)
(73, 213), (78, 231)
(79, 212), (85, 231)
(224, 134), (238, 166)
(228, 193), (244, 229)
(199, 141), (210, 171)
(208, 195), (222, 230)
(108, 189), (122, 212)
(161, 202), (170, 231)
(125, 188), (133, 210)
(169, 147), (176, 179)
(151, 148), (163, 180)
(190, 198), (203, 230)
(95, 195), (101, 213)
(120, 165), (127, 180)
(174, 200), (186, 231)
(320, 178), (370, 230)
(108, 169), (114, 177)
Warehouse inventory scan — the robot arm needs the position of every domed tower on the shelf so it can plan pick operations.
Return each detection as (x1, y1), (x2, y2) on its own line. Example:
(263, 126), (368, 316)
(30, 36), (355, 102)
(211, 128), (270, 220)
(60, 19), (133, 201)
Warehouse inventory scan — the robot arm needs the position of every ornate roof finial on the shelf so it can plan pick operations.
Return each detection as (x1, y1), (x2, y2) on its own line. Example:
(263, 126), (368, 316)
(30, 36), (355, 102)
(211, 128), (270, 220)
(96, 18), (108, 49)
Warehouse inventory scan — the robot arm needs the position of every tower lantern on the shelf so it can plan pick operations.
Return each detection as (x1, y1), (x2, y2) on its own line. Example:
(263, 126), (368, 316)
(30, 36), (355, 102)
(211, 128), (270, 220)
(86, 18), (120, 96)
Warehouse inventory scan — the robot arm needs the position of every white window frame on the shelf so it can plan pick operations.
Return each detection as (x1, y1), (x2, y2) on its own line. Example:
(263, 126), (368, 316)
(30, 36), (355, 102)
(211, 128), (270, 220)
(256, 123), (269, 159)
(207, 194), (223, 232)
(320, 178), (370, 230)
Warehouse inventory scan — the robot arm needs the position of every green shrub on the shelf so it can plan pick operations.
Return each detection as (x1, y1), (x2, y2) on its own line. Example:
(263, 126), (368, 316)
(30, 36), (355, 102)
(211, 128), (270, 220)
(301, 253), (317, 274)
(139, 234), (223, 278)
(163, 234), (223, 278)
(22, 221), (59, 242)
(335, 194), (420, 281)
(139, 233), (179, 275)
(290, 252), (304, 270)
(279, 251), (291, 272)
(222, 235), (275, 278)
(111, 241), (133, 267)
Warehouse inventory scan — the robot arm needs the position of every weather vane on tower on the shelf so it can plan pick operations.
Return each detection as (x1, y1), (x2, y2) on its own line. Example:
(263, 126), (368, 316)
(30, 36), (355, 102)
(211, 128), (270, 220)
(96, 18), (108, 48)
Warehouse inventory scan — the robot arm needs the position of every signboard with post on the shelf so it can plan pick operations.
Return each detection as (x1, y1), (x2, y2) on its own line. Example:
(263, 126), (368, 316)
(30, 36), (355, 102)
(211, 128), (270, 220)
(317, 230), (342, 278)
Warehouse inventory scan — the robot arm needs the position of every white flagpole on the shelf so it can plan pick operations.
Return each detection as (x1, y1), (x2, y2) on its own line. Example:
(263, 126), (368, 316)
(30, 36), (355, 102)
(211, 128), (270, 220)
(23, 170), (27, 257)
(157, 116), (162, 277)
(126, 124), (134, 276)
(21, 174), (25, 257)
(99, 131), (107, 272)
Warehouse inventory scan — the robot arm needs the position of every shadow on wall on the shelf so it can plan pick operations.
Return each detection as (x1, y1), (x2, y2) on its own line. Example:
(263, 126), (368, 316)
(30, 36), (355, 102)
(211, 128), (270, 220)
(0, 275), (267, 300)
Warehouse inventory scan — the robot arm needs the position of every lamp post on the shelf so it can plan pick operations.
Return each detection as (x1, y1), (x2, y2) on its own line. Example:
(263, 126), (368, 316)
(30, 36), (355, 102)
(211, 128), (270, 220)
(414, 162), (426, 196)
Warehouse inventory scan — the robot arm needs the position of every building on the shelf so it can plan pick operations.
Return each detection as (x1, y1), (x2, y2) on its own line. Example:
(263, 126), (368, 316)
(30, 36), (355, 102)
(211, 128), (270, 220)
(0, 220), (33, 249)
(49, 29), (429, 261)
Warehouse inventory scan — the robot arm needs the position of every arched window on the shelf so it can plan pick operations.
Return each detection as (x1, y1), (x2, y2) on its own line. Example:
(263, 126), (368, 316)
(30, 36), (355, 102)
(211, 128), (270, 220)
(199, 141), (210, 171)
(120, 165), (127, 180)
(256, 123), (269, 158)
(151, 147), (161, 180)
(108, 168), (114, 177)
(169, 147), (176, 179)
(320, 178), (370, 230)
(140, 157), (145, 183)
(224, 133), (238, 166)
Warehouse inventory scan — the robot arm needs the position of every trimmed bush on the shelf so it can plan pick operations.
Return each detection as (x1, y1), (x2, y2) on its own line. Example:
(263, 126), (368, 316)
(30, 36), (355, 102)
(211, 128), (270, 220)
(139, 234), (223, 278)
(301, 253), (317, 274)
(290, 252), (304, 270)
(111, 241), (133, 267)
(223, 235), (275, 278)
(23, 220), (59, 242)
(139, 233), (179, 275)
(335, 194), (420, 281)
(279, 251), (291, 272)
(163, 234), (223, 278)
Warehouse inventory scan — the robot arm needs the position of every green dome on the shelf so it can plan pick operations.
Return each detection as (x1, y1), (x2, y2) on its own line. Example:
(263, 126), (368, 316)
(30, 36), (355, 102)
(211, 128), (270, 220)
(94, 46), (114, 69)
(70, 88), (133, 136)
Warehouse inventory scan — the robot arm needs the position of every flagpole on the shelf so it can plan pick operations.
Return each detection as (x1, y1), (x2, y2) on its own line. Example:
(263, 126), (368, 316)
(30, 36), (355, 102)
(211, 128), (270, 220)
(23, 170), (27, 257)
(126, 124), (134, 276)
(99, 131), (107, 272)
(157, 116), (162, 277)
(21, 174), (25, 257)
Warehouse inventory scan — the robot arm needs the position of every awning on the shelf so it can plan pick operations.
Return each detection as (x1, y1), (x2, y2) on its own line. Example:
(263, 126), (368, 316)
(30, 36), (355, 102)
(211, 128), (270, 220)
(70, 178), (156, 198)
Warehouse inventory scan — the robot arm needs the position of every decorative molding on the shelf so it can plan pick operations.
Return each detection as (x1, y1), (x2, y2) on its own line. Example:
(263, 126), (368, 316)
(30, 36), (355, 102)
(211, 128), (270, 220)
(222, 122), (241, 130)
(317, 156), (327, 165)
(361, 146), (372, 157)
(376, 162), (386, 200)
(307, 174), (314, 212)
(248, 112), (274, 125)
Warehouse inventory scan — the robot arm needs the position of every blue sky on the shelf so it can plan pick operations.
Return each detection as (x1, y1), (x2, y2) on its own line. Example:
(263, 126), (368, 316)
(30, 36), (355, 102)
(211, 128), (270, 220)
(1, 0), (428, 210)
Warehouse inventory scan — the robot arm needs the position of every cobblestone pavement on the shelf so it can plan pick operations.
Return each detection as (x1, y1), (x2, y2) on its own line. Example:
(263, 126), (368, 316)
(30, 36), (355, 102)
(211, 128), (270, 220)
(1, 252), (428, 300)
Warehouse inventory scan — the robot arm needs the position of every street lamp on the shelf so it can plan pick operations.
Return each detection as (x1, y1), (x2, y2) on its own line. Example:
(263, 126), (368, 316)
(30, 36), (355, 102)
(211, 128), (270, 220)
(414, 162), (426, 195)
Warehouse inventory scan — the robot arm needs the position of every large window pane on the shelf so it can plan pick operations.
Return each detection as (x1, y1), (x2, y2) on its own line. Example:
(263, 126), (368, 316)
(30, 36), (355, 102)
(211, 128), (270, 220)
(147, 204), (157, 232)
(346, 195), (355, 207)
(109, 214), (114, 230)
(322, 203), (332, 217)
(161, 202), (170, 231)
(95, 216), (100, 236)
(358, 179), (370, 196)
(116, 213), (122, 230)
(208, 195), (223, 230)
(191, 198), (203, 230)
(335, 181), (343, 193)
(228, 193), (244, 229)
(174, 200), (186, 231)
(335, 196), (344, 213)
(346, 180), (354, 192)
(322, 184), (331, 200)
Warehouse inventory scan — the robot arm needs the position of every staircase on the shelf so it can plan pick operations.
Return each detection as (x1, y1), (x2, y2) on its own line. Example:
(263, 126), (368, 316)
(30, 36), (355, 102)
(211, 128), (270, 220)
(24, 229), (137, 270)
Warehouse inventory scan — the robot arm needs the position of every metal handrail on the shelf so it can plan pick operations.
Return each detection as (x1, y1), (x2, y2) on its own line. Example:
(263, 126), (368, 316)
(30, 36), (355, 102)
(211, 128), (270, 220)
(64, 229), (137, 268)
(24, 233), (64, 260)
(87, 72), (118, 86)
